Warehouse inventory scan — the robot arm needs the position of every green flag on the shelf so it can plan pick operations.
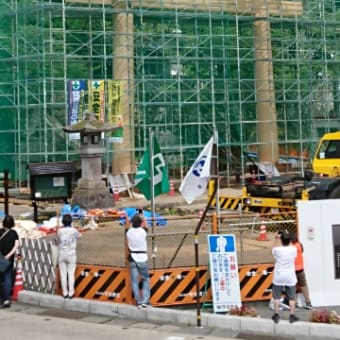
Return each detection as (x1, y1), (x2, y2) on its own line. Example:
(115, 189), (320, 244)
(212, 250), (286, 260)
(134, 134), (170, 200)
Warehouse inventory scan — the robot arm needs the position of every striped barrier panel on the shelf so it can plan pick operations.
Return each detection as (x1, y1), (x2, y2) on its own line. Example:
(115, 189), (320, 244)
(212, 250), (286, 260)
(72, 266), (130, 303)
(149, 267), (210, 306)
(239, 264), (274, 302)
(69, 263), (274, 306)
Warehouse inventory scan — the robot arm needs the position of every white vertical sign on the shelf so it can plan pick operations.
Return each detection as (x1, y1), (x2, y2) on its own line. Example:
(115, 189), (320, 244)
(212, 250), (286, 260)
(298, 199), (340, 307)
(207, 234), (242, 313)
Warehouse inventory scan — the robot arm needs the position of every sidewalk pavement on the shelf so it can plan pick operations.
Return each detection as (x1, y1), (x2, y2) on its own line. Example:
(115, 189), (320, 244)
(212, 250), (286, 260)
(18, 291), (340, 339)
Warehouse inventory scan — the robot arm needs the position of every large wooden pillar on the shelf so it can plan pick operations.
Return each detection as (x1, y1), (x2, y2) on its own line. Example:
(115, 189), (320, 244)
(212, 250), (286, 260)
(112, 12), (135, 174)
(253, 11), (279, 163)
(68, 0), (303, 166)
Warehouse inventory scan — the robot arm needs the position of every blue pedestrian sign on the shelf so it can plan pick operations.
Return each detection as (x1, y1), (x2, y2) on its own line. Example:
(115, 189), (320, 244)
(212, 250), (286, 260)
(207, 234), (242, 313)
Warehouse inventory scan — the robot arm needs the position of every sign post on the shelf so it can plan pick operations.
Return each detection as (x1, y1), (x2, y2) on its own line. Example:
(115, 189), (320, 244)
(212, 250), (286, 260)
(207, 234), (242, 313)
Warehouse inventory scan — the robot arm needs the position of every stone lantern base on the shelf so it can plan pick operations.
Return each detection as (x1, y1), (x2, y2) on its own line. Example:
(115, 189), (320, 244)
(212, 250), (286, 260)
(71, 188), (114, 209)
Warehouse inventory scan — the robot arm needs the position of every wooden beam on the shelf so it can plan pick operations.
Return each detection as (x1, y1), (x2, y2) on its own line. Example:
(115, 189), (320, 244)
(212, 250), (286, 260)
(111, 12), (135, 174)
(66, 0), (303, 17)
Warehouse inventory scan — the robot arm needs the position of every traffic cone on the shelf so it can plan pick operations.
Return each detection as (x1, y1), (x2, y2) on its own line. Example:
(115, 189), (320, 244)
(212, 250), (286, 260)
(113, 182), (120, 201)
(12, 255), (24, 301)
(168, 178), (175, 196)
(257, 220), (268, 241)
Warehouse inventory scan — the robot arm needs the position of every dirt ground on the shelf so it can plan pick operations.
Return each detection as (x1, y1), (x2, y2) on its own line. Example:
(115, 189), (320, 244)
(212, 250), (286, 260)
(72, 214), (281, 268)
(3, 188), (293, 269)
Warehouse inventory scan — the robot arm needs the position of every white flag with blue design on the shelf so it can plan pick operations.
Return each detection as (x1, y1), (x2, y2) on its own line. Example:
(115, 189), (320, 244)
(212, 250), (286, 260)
(179, 137), (214, 204)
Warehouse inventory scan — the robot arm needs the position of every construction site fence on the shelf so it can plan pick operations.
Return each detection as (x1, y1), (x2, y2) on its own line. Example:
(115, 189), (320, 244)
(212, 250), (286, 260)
(18, 238), (56, 294)
(145, 212), (297, 269)
(17, 212), (297, 305)
(69, 211), (297, 268)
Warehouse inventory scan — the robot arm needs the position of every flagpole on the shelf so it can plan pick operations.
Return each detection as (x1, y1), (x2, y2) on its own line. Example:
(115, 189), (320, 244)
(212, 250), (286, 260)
(194, 134), (218, 328)
(214, 128), (220, 232)
(149, 128), (156, 269)
(134, 129), (170, 270)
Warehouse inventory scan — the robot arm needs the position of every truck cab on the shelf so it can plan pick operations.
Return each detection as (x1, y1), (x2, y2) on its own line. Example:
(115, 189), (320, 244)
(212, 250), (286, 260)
(312, 131), (340, 177)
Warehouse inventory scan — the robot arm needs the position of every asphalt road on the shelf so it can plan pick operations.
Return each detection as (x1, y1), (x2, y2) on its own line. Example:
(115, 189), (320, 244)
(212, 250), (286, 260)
(0, 302), (235, 340)
(1, 301), (339, 340)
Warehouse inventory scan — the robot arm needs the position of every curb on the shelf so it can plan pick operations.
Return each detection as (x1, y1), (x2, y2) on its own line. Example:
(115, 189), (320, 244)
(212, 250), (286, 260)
(18, 291), (340, 339)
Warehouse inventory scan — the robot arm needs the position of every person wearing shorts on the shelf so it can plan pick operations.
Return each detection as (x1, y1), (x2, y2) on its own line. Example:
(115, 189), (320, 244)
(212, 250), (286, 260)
(271, 231), (298, 323)
(291, 232), (313, 309)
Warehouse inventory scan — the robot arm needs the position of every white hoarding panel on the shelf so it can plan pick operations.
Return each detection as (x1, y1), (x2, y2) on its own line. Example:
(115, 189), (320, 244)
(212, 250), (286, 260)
(297, 199), (340, 307)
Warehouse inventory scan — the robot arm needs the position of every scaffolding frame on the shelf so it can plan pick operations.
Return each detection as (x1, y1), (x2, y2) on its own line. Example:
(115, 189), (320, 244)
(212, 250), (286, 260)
(1, 0), (340, 186)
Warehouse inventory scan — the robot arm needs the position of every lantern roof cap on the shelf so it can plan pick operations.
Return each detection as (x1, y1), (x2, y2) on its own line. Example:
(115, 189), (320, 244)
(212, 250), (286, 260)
(64, 110), (119, 133)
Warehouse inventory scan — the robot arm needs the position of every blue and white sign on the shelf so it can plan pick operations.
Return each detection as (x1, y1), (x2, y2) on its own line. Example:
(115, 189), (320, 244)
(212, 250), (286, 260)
(207, 234), (241, 313)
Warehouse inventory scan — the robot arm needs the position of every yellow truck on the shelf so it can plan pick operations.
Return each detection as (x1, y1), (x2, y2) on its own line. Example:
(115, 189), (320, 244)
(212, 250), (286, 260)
(210, 174), (340, 214)
(210, 133), (340, 214)
(312, 131), (340, 177)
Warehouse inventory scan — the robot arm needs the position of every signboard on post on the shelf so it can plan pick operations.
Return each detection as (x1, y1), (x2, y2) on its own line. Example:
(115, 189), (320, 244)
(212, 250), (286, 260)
(207, 234), (242, 313)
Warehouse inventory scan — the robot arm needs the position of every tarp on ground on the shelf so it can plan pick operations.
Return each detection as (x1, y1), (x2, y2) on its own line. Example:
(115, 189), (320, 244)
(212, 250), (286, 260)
(119, 207), (167, 227)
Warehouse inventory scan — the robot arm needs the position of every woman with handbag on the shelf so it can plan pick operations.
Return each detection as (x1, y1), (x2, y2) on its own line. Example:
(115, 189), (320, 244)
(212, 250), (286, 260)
(0, 215), (19, 308)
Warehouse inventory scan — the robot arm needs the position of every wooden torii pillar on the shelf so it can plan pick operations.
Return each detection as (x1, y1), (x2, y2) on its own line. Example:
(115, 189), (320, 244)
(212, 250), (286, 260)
(112, 8), (135, 174)
(67, 0), (303, 166)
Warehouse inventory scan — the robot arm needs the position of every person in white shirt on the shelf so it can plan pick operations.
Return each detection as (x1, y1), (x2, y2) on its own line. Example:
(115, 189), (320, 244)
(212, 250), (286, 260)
(271, 230), (298, 324)
(126, 213), (150, 308)
(57, 214), (81, 299)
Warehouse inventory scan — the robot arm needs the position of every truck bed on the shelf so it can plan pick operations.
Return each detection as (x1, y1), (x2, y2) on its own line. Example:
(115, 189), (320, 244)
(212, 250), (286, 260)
(246, 181), (305, 199)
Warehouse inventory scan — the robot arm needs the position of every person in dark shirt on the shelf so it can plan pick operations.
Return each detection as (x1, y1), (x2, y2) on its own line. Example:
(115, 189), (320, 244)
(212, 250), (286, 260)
(0, 215), (19, 308)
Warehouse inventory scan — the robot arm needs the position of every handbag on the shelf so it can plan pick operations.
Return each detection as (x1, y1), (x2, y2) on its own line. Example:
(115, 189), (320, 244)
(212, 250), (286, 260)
(0, 230), (10, 272)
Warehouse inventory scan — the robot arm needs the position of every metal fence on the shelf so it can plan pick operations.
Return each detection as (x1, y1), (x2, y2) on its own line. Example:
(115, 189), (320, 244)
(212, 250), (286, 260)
(19, 238), (56, 294)
(146, 213), (297, 269)
(18, 211), (297, 295)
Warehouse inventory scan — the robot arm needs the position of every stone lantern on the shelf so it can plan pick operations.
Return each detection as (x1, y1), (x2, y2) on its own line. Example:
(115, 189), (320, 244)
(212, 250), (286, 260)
(63, 111), (119, 209)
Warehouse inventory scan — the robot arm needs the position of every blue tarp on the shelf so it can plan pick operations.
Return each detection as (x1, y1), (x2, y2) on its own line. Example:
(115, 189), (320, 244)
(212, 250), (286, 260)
(61, 204), (87, 218)
(119, 207), (167, 227)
